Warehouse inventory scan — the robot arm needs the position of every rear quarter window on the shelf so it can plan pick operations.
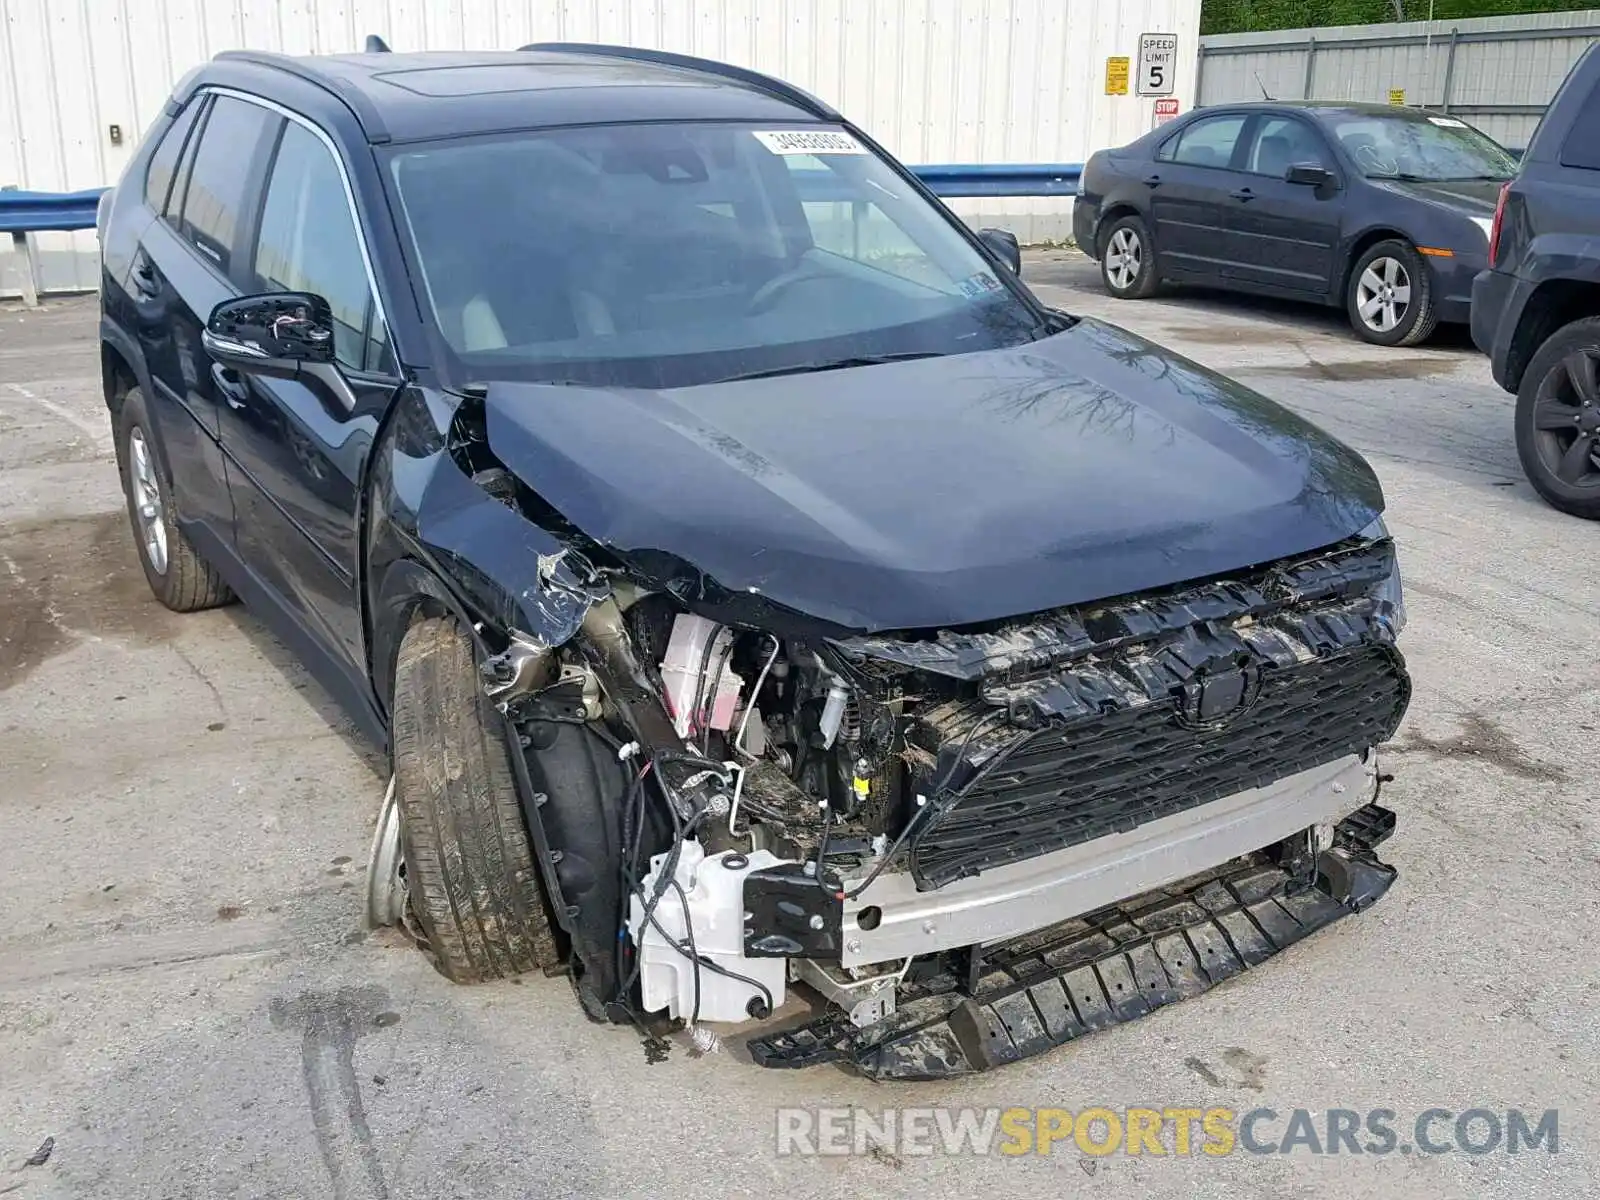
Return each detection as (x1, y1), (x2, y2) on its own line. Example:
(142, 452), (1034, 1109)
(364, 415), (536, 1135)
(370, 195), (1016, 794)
(1557, 78), (1600, 170)
(143, 101), (202, 214)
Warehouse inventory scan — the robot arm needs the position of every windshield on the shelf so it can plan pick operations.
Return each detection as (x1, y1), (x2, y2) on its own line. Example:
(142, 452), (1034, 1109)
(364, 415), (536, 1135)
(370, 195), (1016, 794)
(1324, 112), (1517, 182)
(386, 123), (1042, 388)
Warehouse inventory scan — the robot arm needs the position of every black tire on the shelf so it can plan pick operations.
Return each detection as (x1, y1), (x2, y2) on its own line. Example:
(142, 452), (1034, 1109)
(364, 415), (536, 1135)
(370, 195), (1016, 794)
(1514, 317), (1600, 519)
(114, 386), (234, 612)
(1346, 239), (1438, 347)
(1098, 213), (1161, 299)
(390, 616), (559, 982)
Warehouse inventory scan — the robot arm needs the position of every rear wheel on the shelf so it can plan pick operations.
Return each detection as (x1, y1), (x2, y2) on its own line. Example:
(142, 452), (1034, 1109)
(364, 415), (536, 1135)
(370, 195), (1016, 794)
(1515, 317), (1600, 519)
(1346, 240), (1437, 347)
(114, 387), (234, 612)
(1099, 214), (1160, 299)
(384, 615), (559, 982)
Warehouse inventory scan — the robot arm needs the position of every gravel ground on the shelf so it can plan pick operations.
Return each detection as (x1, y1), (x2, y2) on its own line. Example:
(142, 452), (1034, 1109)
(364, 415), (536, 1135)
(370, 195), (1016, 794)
(0, 261), (1595, 1199)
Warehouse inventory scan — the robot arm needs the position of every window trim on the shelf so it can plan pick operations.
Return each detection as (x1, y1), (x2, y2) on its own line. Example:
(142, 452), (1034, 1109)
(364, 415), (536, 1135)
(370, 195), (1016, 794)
(143, 98), (204, 216)
(1157, 112), (1253, 172)
(165, 94), (211, 223)
(194, 85), (392, 356)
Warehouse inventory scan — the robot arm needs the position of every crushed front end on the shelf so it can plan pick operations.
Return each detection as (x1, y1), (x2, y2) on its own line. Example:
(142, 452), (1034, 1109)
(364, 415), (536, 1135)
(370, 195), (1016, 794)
(509, 522), (1408, 1077)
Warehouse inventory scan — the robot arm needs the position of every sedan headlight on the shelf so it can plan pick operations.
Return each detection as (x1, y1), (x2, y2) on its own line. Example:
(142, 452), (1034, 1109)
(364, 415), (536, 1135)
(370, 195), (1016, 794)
(1359, 517), (1406, 637)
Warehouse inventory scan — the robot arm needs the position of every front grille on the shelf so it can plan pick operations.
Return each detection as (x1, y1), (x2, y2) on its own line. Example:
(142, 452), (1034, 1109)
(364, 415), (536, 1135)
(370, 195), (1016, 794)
(909, 646), (1408, 888)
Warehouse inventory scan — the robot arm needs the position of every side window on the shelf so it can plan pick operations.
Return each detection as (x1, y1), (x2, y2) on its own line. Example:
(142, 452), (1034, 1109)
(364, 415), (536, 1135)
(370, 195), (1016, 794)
(1159, 115), (1248, 169)
(1558, 79), (1600, 170)
(144, 101), (202, 214)
(253, 121), (391, 375)
(179, 95), (275, 275)
(1247, 116), (1330, 177)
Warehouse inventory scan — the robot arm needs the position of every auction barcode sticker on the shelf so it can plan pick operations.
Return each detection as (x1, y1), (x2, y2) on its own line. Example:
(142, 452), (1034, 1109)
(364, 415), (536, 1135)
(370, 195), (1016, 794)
(752, 129), (868, 155)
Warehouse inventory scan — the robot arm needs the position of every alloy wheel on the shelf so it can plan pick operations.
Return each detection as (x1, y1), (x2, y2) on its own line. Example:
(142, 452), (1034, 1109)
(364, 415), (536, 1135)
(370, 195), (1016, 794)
(128, 426), (169, 576)
(1355, 256), (1411, 334)
(1106, 227), (1143, 290)
(365, 776), (411, 928)
(1531, 348), (1600, 488)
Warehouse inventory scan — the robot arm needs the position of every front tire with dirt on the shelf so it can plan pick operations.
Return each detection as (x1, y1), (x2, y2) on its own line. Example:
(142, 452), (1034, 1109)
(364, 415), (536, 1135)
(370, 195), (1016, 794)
(389, 616), (559, 982)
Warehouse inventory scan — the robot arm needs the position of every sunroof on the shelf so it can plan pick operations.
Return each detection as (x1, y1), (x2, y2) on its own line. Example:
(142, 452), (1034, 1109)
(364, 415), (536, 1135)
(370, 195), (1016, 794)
(373, 62), (706, 97)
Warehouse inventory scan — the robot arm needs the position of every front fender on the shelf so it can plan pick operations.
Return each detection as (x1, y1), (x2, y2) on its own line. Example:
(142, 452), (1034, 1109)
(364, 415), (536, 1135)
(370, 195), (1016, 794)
(365, 385), (606, 714)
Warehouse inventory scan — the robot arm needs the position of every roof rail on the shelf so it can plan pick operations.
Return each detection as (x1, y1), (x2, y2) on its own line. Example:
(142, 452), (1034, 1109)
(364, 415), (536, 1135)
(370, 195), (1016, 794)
(214, 50), (392, 143)
(518, 42), (839, 120)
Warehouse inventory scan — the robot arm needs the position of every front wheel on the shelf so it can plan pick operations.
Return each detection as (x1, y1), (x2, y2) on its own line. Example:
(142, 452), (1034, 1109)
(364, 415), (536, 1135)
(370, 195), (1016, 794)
(383, 616), (560, 982)
(1099, 214), (1161, 299)
(1514, 317), (1600, 519)
(1346, 240), (1437, 347)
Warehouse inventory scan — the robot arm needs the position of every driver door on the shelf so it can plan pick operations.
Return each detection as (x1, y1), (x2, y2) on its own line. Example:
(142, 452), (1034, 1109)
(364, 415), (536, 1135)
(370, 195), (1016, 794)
(1222, 114), (1344, 297)
(214, 112), (398, 688)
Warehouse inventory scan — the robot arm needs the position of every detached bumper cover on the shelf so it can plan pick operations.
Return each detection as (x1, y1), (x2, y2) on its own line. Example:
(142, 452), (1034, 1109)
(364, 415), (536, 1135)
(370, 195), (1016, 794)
(748, 803), (1396, 1080)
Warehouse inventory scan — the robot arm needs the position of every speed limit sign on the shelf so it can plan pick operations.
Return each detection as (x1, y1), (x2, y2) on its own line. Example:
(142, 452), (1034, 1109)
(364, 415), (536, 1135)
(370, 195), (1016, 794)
(1137, 32), (1178, 96)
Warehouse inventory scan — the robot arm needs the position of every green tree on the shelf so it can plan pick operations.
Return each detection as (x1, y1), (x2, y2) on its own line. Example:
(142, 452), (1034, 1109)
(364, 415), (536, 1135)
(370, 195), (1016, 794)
(1202, 0), (1598, 35)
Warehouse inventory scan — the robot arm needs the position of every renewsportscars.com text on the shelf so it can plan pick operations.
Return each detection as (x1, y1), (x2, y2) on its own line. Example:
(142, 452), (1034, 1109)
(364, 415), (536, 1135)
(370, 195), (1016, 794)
(774, 1106), (1560, 1158)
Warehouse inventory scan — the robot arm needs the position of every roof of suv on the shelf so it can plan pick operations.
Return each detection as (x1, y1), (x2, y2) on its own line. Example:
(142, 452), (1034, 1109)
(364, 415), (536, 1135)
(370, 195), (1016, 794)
(205, 45), (839, 143)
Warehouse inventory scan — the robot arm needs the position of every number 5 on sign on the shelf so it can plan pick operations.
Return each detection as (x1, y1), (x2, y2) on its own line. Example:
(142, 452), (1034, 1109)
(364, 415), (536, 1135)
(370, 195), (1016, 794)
(1137, 32), (1178, 96)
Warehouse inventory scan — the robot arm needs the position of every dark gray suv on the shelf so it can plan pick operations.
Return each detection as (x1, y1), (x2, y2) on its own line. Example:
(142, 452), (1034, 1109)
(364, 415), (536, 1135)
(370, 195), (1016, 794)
(1472, 43), (1600, 519)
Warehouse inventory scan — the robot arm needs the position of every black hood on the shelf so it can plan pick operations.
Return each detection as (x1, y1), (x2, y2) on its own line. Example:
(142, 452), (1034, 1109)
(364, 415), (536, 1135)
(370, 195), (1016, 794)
(1376, 177), (1504, 218)
(481, 319), (1383, 633)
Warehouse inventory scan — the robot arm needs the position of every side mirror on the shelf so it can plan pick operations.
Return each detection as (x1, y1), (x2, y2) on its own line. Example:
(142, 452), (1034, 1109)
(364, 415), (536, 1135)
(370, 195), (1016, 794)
(1285, 163), (1336, 188)
(202, 292), (336, 378)
(978, 227), (1022, 277)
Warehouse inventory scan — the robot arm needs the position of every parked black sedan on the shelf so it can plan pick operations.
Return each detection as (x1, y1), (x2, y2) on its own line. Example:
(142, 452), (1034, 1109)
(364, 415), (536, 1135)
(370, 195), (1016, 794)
(1074, 102), (1518, 346)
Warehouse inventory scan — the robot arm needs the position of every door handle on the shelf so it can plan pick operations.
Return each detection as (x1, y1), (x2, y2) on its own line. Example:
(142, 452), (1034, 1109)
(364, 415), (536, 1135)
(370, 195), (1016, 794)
(211, 362), (249, 409)
(1143, 174), (1161, 187)
(131, 256), (160, 297)
(1230, 187), (1256, 201)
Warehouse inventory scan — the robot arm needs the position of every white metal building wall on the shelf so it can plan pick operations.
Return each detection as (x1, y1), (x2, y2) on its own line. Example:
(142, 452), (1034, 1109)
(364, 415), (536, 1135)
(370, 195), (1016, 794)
(0, 0), (1201, 294)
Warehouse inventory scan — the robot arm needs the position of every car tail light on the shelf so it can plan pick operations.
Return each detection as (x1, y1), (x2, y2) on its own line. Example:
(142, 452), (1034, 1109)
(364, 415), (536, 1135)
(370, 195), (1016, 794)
(1488, 181), (1511, 266)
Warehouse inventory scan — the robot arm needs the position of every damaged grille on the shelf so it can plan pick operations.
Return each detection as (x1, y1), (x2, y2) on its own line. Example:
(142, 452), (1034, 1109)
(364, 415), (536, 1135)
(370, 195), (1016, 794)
(909, 646), (1407, 887)
(866, 539), (1412, 891)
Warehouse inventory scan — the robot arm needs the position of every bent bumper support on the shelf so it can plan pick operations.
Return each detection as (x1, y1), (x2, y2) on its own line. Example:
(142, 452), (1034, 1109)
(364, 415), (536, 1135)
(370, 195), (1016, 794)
(838, 752), (1377, 968)
(748, 803), (1396, 1079)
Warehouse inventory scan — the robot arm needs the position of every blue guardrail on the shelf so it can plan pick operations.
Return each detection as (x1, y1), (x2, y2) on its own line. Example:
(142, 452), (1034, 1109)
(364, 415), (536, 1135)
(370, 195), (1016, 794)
(0, 166), (1086, 236)
(0, 188), (110, 234)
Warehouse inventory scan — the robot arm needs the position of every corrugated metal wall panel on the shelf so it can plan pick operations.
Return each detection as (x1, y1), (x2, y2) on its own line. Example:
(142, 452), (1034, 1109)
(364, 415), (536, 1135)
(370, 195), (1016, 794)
(1, 0), (1201, 294)
(1198, 10), (1599, 151)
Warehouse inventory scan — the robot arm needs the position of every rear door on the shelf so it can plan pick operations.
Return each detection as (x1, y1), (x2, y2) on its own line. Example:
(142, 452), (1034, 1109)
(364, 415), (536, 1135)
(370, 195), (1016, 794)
(1222, 113), (1344, 296)
(1147, 113), (1253, 281)
(131, 93), (277, 563)
(216, 114), (396, 688)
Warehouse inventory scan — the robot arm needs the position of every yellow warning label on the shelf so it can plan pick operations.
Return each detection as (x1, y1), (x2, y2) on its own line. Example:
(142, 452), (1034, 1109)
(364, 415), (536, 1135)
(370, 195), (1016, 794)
(1106, 57), (1131, 95)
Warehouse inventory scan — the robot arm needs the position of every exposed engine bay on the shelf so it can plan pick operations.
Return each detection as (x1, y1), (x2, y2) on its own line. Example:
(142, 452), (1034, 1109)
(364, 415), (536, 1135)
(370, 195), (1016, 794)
(472, 482), (1411, 1070)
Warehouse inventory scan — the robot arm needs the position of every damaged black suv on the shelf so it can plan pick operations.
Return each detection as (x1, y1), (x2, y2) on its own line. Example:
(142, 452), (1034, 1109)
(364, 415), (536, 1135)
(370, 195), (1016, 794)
(99, 43), (1409, 1078)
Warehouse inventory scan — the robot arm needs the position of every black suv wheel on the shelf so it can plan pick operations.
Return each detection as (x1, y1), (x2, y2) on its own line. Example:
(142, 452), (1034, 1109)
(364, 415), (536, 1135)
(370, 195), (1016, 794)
(1515, 317), (1600, 519)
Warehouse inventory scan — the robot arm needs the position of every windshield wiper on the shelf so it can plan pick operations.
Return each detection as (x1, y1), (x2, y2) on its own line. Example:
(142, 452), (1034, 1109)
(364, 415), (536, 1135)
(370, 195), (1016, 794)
(714, 351), (947, 383)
